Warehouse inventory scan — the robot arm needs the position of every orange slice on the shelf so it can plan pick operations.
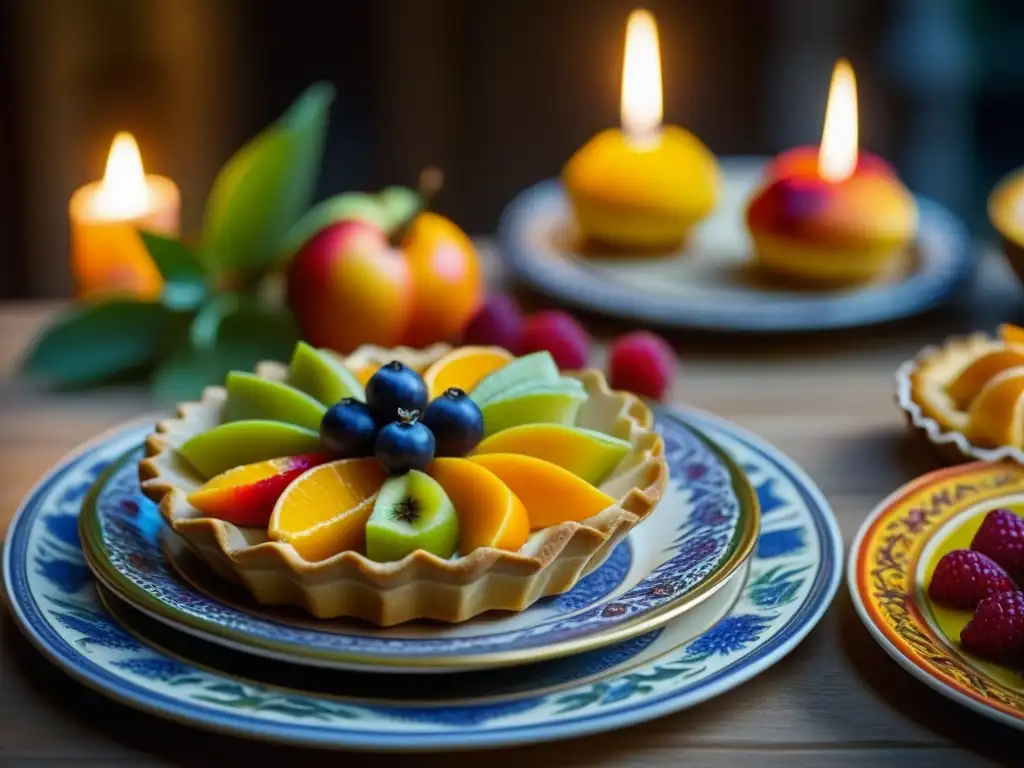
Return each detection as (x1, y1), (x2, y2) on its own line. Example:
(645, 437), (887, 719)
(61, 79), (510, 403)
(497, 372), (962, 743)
(472, 424), (630, 485)
(422, 347), (512, 399)
(1000, 323), (1024, 347)
(353, 364), (379, 387)
(468, 453), (616, 529)
(946, 349), (1024, 410)
(269, 458), (386, 561)
(428, 458), (529, 553)
(965, 367), (1024, 448)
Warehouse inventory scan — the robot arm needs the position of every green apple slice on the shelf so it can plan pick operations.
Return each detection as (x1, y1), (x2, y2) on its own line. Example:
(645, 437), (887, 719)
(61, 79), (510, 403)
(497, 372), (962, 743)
(179, 420), (322, 479)
(224, 371), (326, 432)
(287, 341), (364, 404)
(480, 379), (588, 437)
(365, 470), (458, 562)
(473, 423), (630, 484)
(470, 351), (560, 406)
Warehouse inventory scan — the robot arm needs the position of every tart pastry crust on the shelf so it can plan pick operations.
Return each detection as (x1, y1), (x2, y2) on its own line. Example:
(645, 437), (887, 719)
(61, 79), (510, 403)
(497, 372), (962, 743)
(140, 343), (668, 625)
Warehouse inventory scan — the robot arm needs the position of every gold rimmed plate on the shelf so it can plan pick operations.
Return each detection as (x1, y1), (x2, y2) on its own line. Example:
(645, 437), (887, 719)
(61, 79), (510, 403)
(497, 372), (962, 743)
(79, 410), (758, 673)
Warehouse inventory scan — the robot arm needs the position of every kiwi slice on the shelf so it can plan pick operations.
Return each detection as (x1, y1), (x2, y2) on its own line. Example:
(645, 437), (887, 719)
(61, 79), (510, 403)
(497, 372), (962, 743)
(365, 471), (459, 562)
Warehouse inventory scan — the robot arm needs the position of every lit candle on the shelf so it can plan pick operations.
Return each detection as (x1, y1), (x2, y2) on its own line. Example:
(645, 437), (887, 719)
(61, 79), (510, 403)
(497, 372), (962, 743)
(69, 132), (180, 300)
(562, 9), (718, 252)
(745, 59), (919, 288)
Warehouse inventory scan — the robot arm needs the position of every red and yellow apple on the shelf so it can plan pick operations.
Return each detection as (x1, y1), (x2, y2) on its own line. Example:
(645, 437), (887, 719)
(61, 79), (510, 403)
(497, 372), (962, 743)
(285, 186), (482, 354)
(187, 452), (330, 527)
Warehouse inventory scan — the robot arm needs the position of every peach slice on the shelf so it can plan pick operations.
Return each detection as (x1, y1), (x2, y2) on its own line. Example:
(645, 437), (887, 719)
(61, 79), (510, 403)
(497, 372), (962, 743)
(965, 366), (1024, 448)
(1000, 323), (1024, 347)
(468, 453), (616, 529)
(187, 453), (330, 527)
(428, 458), (529, 553)
(422, 347), (512, 400)
(269, 458), (386, 561)
(354, 364), (379, 387)
(472, 424), (630, 485)
(946, 349), (1024, 410)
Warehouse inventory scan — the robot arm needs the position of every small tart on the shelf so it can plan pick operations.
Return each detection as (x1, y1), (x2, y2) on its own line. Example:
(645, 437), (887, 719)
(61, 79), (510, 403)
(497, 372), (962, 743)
(140, 343), (668, 625)
(900, 325), (1024, 462)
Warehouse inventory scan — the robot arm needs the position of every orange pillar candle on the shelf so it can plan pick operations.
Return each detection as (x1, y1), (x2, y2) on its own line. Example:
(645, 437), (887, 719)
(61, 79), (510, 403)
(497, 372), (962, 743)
(69, 132), (181, 300)
(745, 60), (919, 288)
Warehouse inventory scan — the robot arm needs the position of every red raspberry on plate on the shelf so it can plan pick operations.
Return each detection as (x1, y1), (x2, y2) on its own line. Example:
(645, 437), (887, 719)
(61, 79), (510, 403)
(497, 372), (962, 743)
(462, 293), (525, 353)
(961, 590), (1024, 663)
(519, 310), (590, 370)
(970, 508), (1024, 580)
(607, 331), (677, 401)
(928, 549), (1017, 610)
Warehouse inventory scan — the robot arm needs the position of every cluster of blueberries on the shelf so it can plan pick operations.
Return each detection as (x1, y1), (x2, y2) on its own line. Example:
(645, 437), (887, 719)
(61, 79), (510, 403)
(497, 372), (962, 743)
(320, 361), (484, 475)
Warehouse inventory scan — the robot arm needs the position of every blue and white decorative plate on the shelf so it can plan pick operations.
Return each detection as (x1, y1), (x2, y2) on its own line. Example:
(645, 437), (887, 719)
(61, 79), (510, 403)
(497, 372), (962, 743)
(78, 414), (756, 673)
(3, 407), (842, 750)
(498, 158), (973, 332)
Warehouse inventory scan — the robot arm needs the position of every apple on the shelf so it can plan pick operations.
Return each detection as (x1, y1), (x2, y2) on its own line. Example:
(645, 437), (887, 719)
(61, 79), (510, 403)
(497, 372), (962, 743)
(285, 172), (483, 352)
(286, 218), (412, 353)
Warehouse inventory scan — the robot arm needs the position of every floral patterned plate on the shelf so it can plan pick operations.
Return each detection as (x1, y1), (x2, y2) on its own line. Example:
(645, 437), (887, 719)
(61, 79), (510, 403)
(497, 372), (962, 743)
(77, 412), (757, 673)
(849, 461), (1024, 731)
(3, 406), (841, 750)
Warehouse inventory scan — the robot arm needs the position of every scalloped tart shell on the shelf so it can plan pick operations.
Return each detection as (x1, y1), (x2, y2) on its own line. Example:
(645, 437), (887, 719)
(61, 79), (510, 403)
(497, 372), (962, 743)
(139, 343), (668, 625)
(898, 331), (1024, 464)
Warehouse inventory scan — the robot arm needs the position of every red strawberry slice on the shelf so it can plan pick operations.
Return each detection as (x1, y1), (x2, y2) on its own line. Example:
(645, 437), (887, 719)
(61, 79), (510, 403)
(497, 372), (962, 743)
(928, 549), (1017, 610)
(970, 508), (1024, 580)
(961, 590), (1024, 663)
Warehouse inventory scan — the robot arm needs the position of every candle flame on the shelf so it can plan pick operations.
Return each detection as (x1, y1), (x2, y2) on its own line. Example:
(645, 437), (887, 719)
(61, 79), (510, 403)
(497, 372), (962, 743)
(94, 132), (150, 219)
(818, 59), (858, 183)
(621, 9), (662, 146)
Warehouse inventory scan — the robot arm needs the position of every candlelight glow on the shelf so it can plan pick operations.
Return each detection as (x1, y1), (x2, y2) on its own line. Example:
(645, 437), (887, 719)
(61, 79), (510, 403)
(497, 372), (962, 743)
(93, 132), (151, 219)
(818, 59), (858, 183)
(620, 9), (663, 146)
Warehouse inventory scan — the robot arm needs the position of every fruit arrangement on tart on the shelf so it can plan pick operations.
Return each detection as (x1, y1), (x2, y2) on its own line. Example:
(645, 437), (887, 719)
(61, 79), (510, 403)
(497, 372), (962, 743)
(140, 342), (667, 625)
(901, 323), (1024, 461)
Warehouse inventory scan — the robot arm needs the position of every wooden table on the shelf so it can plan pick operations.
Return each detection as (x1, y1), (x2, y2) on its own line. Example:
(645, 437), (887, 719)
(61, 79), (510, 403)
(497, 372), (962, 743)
(2, 250), (1023, 767)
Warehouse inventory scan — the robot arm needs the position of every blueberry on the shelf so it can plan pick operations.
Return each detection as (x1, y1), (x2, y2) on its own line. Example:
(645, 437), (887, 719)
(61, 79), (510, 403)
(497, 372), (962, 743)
(421, 388), (484, 457)
(320, 398), (378, 457)
(375, 409), (436, 474)
(365, 361), (428, 425)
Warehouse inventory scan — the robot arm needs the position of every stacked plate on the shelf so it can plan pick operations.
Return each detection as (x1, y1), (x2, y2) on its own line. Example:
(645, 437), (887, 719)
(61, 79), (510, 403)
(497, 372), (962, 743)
(4, 406), (842, 751)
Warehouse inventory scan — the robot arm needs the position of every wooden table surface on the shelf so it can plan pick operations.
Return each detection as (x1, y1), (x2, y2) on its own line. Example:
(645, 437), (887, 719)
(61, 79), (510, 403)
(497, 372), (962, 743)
(2, 250), (1023, 767)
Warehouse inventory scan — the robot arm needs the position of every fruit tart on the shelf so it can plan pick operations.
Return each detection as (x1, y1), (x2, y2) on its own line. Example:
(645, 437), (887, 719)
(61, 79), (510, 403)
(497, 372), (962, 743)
(140, 342), (667, 625)
(899, 324), (1024, 462)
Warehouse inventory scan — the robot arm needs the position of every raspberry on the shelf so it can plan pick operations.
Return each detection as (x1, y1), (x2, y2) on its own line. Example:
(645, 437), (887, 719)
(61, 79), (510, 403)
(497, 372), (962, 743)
(970, 508), (1024, 581)
(961, 590), (1024, 663)
(519, 311), (590, 370)
(928, 549), (1016, 610)
(607, 331), (677, 400)
(461, 294), (525, 354)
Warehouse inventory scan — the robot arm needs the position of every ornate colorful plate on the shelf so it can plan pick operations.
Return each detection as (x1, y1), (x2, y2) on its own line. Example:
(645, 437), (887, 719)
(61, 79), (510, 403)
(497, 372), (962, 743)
(498, 158), (973, 332)
(3, 407), (841, 750)
(849, 461), (1024, 731)
(78, 412), (758, 673)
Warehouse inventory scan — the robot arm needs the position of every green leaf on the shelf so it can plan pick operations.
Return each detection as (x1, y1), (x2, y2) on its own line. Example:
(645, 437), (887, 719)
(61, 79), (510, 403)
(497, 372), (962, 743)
(200, 82), (335, 275)
(139, 231), (209, 311)
(151, 298), (300, 402)
(21, 300), (189, 388)
(278, 192), (387, 260)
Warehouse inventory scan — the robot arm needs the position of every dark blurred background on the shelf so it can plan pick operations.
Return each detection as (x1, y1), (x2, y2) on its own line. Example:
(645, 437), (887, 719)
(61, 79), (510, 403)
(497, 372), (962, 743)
(0, 0), (1017, 298)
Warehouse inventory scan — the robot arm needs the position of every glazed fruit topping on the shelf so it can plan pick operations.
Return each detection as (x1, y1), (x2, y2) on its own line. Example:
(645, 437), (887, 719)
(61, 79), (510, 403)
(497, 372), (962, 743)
(970, 508), (1024, 582)
(366, 360), (429, 425)
(320, 398), (378, 458)
(375, 408), (436, 474)
(961, 590), (1024, 663)
(421, 387), (484, 457)
(928, 549), (1017, 610)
